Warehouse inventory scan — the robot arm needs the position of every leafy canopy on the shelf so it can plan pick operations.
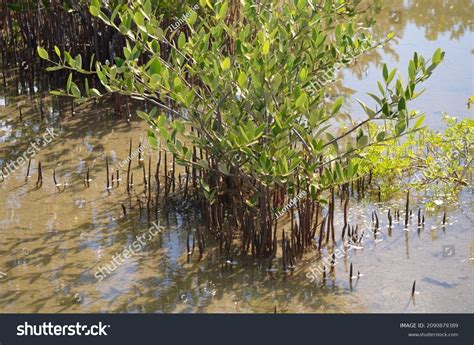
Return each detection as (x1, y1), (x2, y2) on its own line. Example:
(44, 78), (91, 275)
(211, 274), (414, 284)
(38, 0), (444, 202)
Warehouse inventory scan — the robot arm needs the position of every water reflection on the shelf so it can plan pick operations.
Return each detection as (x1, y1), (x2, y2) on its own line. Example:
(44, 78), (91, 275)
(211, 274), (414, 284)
(380, 0), (473, 41)
(343, 0), (473, 127)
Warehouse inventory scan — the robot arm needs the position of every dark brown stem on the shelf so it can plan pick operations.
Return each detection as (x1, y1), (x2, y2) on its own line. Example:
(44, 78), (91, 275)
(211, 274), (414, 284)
(25, 158), (31, 181)
(106, 156), (110, 190)
(404, 190), (410, 228)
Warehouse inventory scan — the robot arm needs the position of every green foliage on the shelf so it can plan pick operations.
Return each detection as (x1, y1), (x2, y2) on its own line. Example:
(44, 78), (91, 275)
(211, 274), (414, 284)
(38, 0), (444, 203)
(358, 115), (473, 201)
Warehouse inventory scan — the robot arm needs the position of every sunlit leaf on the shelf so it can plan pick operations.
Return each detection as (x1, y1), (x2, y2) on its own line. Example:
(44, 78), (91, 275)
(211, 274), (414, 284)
(37, 47), (49, 60)
(221, 57), (231, 71)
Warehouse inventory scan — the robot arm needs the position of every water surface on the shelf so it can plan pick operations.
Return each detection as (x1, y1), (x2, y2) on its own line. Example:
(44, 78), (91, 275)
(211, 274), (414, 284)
(342, 0), (473, 129)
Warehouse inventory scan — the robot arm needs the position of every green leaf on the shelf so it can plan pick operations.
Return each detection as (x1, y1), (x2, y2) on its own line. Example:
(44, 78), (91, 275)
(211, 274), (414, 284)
(157, 114), (166, 128)
(74, 55), (82, 70)
(173, 76), (182, 88)
(432, 48), (444, 65)
(178, 32), (186, 49)
(147, 129), (159, 149)
(299, 67), (308, 81)
(376, 131), (386, 142)
(398, 97), (406, 111)
(45, 66), (64, 72)
(297, 0), (307, 10)
(395, 119), (407, 135)
(147, 57), (163, 75)
(387, 68), (396, 85)
(37, 47), (49, 60)
(144, 0), (152, 15)
(89, 5), (99, 16)
(54, 46), (61, 58)
(271, 74), (282, 93)
(197, 159), (209, 170)
(295, 92), (308, 108)
(137, 110), (149, 121)
(382, 102), (390, 117)
(334, 161), (344, 181)
(150, 74), (161, 87)
(356, 99), (375, 118)
(382, 63), (388, 82)
(66, 73), (73, 93)
(50, 90), (66, 96)
(218, 1), (228, 19)
(90, 88), (101, 97)
(221, 57), (231, 71)
(414, 115), (425, 129)
(262, 41), (270, 56)
(188, 11), (198, 26)
(160, 128), (170, 141)
(64, 51), (74, 66)
(70, 84), (81, 98)
(377, 81), (385, 96)
(357, 135), (368, 147)
(134, 11), (145, 29)
(237, 71), (248, 89)
(331, 97), (343, 114)
(84, 78), (90, 96)
(325, 133), (339, 153)
(408, 60), (416, 81)
(367, 92), (382, 105)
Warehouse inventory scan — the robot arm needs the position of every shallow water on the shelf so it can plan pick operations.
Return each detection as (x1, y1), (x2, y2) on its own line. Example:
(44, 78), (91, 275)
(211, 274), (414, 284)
(0, 1), (473, 313)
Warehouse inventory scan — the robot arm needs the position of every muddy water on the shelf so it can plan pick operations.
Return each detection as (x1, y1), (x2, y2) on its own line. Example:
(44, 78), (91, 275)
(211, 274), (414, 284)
(1, 1), (473, 313)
